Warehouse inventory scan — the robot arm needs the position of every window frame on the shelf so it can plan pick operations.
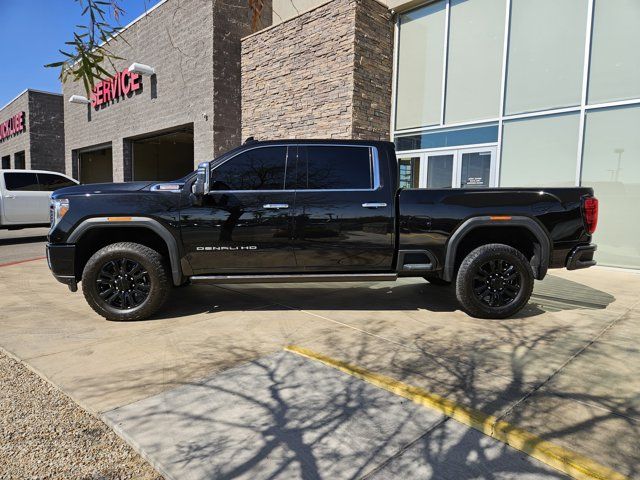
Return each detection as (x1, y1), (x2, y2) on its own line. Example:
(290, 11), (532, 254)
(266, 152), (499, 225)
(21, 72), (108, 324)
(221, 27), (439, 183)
(208, 144), (381, 193)
(295, 144), (381, 192)
(208, 144), (291, 193)
(3, 172), (40, 192)
(36, 172), (78, 192)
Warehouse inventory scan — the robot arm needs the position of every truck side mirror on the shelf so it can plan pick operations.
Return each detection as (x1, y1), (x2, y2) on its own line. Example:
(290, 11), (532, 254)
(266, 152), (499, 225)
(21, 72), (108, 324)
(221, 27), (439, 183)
(192, 161), (210, 205)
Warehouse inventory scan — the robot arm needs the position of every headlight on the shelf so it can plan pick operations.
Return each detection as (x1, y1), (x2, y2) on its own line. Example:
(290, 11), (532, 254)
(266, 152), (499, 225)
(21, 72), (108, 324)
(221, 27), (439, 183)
(50, 198), (69, 228)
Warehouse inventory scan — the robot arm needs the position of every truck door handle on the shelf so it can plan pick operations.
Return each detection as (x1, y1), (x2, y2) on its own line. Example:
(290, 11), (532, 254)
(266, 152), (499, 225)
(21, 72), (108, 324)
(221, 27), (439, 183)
(263, 203), (289, 210)
(4, 195), (15, 199)
(362, 202), (387, 209)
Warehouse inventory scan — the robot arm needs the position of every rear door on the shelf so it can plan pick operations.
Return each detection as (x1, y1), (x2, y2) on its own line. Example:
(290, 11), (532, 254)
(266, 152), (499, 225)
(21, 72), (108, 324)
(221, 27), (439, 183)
(292, 144), (394, 271)
(180, 145), (297, 273)
(1, 172), (43, 224)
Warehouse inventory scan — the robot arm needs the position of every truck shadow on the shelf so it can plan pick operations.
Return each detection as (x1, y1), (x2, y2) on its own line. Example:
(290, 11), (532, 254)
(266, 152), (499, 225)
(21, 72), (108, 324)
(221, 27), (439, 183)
(154, 274), (615, 321)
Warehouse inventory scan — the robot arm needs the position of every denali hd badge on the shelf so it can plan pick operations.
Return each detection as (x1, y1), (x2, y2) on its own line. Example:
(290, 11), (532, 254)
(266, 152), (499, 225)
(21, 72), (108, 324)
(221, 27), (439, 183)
(196, 246), (258, 251)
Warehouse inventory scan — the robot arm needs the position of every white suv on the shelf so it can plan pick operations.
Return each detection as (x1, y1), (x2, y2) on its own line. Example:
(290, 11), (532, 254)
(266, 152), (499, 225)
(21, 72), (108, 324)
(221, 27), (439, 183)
(0, 170), (78, 229)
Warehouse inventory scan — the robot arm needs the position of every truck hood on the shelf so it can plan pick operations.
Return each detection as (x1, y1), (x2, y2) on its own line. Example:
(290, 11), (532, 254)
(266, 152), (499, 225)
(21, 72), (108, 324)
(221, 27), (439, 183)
(51, 181), (154, 198)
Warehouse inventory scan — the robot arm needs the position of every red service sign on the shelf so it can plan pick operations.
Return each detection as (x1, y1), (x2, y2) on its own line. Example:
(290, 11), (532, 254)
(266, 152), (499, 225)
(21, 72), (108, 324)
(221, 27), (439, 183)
(91, 68), (142, 108)
(0, 112), (26, 142)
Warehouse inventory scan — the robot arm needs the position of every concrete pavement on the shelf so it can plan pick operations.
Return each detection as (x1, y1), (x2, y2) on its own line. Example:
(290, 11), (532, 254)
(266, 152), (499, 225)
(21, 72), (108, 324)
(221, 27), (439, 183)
(0, 235), (638, 478)
(104, 351), (569, 480)
(0, 227), (48, 264)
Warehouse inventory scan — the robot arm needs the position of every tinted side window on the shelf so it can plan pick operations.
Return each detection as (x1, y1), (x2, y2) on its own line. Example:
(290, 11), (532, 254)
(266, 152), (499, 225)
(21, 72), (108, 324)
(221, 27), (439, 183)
(299, 146), (372, 190)
(37, 173), (77, 191)
(4, 172), (39, 191)
(211, 146), (288, 191)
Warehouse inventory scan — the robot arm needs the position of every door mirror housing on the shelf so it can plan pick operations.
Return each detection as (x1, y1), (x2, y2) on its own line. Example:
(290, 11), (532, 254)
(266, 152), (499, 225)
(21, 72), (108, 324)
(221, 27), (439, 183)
(192, 161), (210, 205)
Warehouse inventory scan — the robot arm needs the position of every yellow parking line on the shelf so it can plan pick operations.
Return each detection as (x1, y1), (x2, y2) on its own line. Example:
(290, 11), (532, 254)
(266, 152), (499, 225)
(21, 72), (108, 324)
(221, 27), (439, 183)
(284, 345), (628, 480)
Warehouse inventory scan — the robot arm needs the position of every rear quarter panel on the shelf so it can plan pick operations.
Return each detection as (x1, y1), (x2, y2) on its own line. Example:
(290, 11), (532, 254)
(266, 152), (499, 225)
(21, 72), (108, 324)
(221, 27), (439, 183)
(398, 187), (594, 270)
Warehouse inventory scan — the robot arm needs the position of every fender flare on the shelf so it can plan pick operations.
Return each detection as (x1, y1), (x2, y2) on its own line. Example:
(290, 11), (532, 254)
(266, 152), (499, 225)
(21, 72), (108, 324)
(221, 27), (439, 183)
(67, 217), (183, 285)
(443, 216), (550, 282)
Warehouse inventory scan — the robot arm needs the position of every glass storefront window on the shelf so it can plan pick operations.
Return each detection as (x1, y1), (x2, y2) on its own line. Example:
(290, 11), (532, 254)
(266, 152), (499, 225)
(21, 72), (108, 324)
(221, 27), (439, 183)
(398, 157), (421, 189)
(505, 0), (588, 115)
(588, 0), (640, 105)
(582, 105), (640, 269)
(500, 113), (580, 187)
(444, 0), (505, 124)
(395, 124), (498, 151)
(395, 2), (446, 130)
(427, 154), (454, 188)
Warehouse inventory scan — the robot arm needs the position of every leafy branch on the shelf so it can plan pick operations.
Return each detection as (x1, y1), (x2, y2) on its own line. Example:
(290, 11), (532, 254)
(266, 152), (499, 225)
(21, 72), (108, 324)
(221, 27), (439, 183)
(45, 0), (126, 95)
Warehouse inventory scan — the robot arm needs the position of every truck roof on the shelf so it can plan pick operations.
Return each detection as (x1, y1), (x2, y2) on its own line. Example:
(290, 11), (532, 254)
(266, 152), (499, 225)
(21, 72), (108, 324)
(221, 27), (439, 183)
(242, 138), (395, 147)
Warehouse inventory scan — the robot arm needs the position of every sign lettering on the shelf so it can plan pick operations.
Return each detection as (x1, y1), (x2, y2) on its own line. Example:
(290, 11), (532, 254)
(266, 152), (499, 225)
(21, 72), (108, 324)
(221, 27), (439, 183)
(0, 112), (25, 143)
(91, 68), (142, 108)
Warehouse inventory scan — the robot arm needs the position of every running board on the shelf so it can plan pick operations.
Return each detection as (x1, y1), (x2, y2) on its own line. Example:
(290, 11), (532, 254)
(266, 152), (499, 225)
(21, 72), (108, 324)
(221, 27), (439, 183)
(189, 273), (398, 285)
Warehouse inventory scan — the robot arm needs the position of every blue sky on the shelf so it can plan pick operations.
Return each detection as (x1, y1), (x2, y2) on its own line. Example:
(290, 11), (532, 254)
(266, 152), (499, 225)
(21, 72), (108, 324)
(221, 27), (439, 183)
(0, 0), (160, 108)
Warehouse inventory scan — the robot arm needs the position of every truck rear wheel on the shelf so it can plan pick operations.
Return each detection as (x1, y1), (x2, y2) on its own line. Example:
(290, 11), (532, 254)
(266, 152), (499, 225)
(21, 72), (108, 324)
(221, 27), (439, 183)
(82, 242), (170, 321)
(455, 243), (533, 319)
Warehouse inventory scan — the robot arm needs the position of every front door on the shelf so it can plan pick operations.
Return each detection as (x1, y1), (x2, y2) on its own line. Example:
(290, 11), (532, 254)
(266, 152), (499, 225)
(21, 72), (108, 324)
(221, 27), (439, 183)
(456, 147), (496, 188)
(292, 144), (395, 271)
(1, 172), (46, 224)
(180, 145), (297, 274)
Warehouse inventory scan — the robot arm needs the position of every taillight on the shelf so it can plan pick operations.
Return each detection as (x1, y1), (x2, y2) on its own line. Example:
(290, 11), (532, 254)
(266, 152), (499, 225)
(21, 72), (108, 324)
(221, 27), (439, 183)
(583, 196), (598, 235)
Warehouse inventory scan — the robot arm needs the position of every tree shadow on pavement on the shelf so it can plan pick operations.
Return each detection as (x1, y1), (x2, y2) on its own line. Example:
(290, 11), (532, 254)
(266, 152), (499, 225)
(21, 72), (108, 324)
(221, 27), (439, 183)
(96, 311), (637, 479)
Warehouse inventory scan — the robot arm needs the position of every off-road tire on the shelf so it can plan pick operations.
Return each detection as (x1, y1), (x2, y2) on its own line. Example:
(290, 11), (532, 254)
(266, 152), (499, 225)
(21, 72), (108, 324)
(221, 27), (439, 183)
(82, 242), (170, 321)
(456, 243), (534, 319)
(423, 276), (451, 286)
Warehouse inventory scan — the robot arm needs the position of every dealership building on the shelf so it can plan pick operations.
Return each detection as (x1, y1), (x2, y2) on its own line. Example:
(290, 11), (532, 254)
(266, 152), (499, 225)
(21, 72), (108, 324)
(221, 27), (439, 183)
(248, 0), (640, 269)
(61, 0), (267, 184)
(0, 89), (65, 172)
(5, 0), (638, 268)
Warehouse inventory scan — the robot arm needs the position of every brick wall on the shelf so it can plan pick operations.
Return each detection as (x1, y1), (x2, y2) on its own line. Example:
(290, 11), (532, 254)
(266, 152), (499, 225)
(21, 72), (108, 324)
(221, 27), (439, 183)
(0, 90), (65, 172)
(241, 0), (393, 141)
(28, 91), (65, 172)
(213, 0), (272, 155)
(0, 91), (31, 169)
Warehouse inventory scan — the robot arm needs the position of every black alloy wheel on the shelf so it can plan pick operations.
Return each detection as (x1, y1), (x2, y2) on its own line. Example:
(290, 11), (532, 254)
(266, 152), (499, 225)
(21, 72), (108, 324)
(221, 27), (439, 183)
(455, 243), (534, 319)
(96, 258), (151, 310)
(472, 258), (521, 307)
(82, 242), (170, 321)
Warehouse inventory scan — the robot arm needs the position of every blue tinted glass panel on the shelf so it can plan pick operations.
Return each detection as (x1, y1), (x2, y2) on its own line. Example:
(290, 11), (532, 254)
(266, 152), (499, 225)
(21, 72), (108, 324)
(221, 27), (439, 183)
(395, 124), (499, 151)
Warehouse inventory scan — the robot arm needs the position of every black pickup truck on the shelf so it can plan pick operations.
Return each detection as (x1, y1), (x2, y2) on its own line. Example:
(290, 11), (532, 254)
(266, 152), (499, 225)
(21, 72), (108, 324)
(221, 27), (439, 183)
(47, 139), (598, 321)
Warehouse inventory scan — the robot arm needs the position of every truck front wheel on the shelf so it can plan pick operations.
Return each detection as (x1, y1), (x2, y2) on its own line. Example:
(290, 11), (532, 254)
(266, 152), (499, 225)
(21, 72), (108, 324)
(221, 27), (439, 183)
(82, 242), (170, 321)
(455, 244), (533, 319)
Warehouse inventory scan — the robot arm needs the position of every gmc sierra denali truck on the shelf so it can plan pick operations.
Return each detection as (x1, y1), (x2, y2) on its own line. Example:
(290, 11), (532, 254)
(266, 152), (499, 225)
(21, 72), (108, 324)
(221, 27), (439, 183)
(46, 139), (598, 321)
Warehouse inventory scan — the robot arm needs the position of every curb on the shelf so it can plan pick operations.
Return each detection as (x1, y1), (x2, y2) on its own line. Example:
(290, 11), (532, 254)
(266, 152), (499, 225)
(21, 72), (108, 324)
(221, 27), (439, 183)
(285, 345), (629, 480)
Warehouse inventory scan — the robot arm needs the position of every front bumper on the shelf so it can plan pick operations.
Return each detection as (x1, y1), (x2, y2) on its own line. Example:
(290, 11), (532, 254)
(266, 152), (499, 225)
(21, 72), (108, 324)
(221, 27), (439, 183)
(46, 243), (77, 290)
(566, 244), (597, 270)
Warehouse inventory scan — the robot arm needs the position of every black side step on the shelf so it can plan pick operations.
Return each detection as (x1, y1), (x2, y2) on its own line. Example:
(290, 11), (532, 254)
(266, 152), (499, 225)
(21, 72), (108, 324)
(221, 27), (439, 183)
(396, 250), (437, 273)
(190, 273), (398, 285)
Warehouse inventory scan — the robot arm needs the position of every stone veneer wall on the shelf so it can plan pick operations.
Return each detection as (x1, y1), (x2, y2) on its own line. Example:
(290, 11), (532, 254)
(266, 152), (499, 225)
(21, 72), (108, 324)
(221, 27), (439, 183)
(241, 0), (393, 141)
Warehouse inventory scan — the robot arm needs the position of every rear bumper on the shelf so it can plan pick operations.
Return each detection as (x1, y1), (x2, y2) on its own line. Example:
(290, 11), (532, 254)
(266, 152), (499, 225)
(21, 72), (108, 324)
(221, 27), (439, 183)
(46, 243), (77, 288)
(566, 244), (597, 270)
